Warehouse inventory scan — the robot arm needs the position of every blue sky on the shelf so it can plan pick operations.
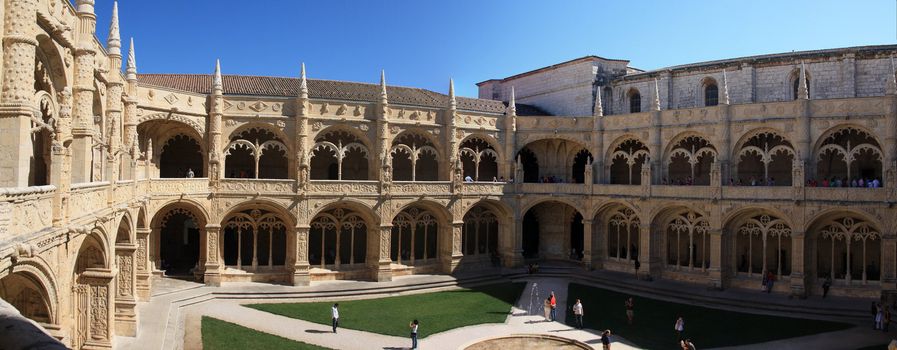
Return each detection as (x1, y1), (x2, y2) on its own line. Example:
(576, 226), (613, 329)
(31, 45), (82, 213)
(97, 1), (895, 97)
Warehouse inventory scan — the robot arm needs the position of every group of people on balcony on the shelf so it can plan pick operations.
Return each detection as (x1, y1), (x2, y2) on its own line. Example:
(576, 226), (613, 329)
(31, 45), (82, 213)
(806, 177), (881, 188)
(538, 175), (567, 183)
(661, 177), (702, 186)
(728, 177), (776, 186)
(462, 176), (514, 183)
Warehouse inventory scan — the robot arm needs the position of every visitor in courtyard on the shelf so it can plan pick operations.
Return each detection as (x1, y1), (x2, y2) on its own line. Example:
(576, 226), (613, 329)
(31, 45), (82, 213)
(464, 175), (473, 182)
(409, 319), (419, 349)
(875, 303), (883, 330)
(674, 316), (685, 340)
(543, 297), (551, 321)
(331, 303), (339, 333)
(764, 270), (775, 293)
(822, 275), (832, 298)
(633, 259), (640, 274)
(572, 298), (584, 329)
(601, 329), (611, 350)
(186, 168), (194, 178)
(551, 291), (558, 321)
(625, 297), (634, 324)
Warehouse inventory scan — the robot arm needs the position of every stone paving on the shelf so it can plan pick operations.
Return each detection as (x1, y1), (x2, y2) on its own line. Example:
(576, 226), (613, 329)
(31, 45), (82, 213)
(114, 274), (896, 350)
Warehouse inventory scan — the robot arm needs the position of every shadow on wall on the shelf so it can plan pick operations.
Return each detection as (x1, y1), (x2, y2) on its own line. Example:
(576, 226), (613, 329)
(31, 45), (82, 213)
(0, 298), (66, 350)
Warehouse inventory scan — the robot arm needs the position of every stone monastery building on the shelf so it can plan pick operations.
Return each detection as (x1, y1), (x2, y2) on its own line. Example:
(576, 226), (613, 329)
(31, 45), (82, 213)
(2, 0), (897, 348)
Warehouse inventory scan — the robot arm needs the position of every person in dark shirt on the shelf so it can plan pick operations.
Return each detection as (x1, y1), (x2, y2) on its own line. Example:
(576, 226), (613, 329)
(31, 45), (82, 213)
(601, 329), (611, 350)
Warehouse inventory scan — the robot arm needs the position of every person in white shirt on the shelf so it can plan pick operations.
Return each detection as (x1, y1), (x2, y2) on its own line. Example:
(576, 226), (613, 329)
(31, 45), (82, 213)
(409, 319), (419, 349)
(572, 299), (584, 329)
(464, 175), (473, 182)
(331, 303), (339, 333)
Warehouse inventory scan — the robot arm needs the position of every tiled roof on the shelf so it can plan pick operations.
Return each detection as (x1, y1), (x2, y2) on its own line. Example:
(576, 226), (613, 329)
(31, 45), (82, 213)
(138, 74), (508, 114)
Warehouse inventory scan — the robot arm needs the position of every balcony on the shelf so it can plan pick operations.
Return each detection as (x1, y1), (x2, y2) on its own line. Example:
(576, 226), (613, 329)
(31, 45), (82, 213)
(219, 179), (295, 195)
(307, 180), (378, 195)
(0, 185), (55, 239)
(147, 178), (209, 196)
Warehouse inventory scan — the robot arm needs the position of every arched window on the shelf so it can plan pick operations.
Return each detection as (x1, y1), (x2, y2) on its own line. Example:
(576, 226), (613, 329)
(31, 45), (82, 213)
(309, 208), (367, 268)
(610, 138), (649, 185)
(160, 134), (203, 178)
(225, 128), (289, 179)
(666, 210), (710, 272)
(815, 126), (883, 186)
(222, 209), (287, 270)
(459, 138), (499, 182)
(628, 89), (641, 113)
(391, 133), (439, 181)
(310, 130), (370, 180)
(736, 131), (795, 186)
(462, 206), (498, 256)
(704, 80), (719, 107)
(391, 207), (438, 265)
(667, 135), (717, 185)
(31, 92), (55, 186)
(816, 216), (880, 283)
(608, 207), (640, 261)
(734, 214), (792, 277)
(516, 148), (539, 183)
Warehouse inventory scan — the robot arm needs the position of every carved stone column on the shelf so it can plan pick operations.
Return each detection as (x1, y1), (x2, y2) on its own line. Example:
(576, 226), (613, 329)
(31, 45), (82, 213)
(134, 228), (151, 300)
(375, 225), (393, 282)
(444, 222), (463, 274)
(0, 0), (38, 187)
(503, 215), (522, 268)
(114, 243), (137, 336)
(292, 226), (310, 286)
(203, 225), (222, 286)
(582, 219), (594, 270)
(881, 234), (897, 291)
(638, 225), (656, 280)
(70, 45), (97, 184)
(789, 231), (807, 298)
(80, 268), (114, 350)
(707, 229), (724, 290)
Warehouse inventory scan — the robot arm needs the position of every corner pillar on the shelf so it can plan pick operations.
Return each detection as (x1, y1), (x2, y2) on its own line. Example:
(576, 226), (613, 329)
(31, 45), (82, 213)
(292, 226), (310, 286)
(134, 228), (151, 300)
(113, 244), (137, 336)
(374, 226), (393, 282)
(790, 231), (807, 298)
(707, 229), (724, 290)
(445, 222), (463, 274)
(203, 225), (222, 286)
(80, 268), (114, 350)
(582, 219), (593, 270)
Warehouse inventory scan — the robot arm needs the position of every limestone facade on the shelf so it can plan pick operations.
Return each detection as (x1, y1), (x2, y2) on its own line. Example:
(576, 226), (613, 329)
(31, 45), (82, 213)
(1, 1), (897, 348)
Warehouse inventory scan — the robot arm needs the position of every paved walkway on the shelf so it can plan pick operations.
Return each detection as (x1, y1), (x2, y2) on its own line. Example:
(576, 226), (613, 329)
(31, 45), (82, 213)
(113, 274), (895, 350)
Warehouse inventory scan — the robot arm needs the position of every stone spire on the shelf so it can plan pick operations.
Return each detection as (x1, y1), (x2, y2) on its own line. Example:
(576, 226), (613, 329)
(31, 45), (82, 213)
(721, 70), (730, 105)
(887, 56), (897, 96)
(380, 70), (388, 100)
(299, 62), (308, 99)
(797, 61), (809, 100)
(449, 78), (457, 110)
(593, 87), (603, 117)
(508, 86), (516, 113)
(213, 59), (223, 94)
(652, 78), (661, 111)
(125, 38), (137, 81)
(107, 1), (121, 56)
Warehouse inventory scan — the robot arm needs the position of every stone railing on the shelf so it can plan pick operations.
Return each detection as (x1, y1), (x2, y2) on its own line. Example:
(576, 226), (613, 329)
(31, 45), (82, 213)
(307, 180), (379, 195)
(802, 187), (888, 202)
(219, 179), (294, 195)
(721, 186), (793, 200)
(70, 182), (110, 220)
(0, 185), (56, 239)
(147, 178), (209, 195)
(392, 181), (452, 195)
(113, 181), (135, 204)
(519, 183), (587, 194)
(594, 184), (644, 197)
(650, 185), (714, 199)
(461, 182), (508, 195)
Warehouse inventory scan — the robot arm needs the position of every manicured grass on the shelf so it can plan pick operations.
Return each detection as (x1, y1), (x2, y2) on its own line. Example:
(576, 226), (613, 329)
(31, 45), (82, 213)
(202, 316), (333, 350)
(565, 283), (854, 350)
(247, 282), (525, 338)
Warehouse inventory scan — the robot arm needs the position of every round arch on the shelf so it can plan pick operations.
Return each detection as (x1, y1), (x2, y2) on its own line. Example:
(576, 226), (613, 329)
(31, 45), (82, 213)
(805, 209), (882, 286)
(812, 124), (883, 185)
(149, 200), (209, 275)
(520, 199), (585, 261)
(1, 258), (61, 324)
(221, 199), (297, 229)
(310, 199), (380, 227)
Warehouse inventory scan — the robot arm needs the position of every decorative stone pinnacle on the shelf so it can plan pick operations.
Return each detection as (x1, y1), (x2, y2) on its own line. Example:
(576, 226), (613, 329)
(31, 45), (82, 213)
(107, 1), (121, 56)
(449, 78), (457, 109)
(125, 38), (137, 81)
(887, 56), (897, 95)
(213, 59), (223, 92)
(593, 86), (603, 117)
(380, 70), (388, 100)
(721, 70), (730, 105)
(508, 86), (516, 114)
(797, 61), (809, 100)
(653, 78), (661, 111)
(299, 62), (308, 97)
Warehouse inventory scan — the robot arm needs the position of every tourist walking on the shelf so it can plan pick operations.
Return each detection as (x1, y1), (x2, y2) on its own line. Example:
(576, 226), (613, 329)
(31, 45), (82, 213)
(822, 275), (832, 298)
(625, 297), (634, 325)
(601, 329), (612, 350)
(543, 297), (551, 321)
(409, 319), (419, 349)
(550, 291), (558, 321)
(572, 299), (584, 329)
(674, 316), (685, 340)
(875, 303), (883, 330)
(331, 303), (339, 333)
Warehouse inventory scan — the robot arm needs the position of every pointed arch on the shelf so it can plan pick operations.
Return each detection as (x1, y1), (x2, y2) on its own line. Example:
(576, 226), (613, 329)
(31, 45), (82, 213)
(664, 132), (717, 186)
(607, 135), (650, 185)
(814, 124), (883, 185)
(733, 128), (795, 186)
(391, 131), (440, 181)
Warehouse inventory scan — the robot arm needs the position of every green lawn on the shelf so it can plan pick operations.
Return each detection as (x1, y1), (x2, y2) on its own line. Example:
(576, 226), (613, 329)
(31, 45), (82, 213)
(202, 316), (333, 350)
(565, 283), (854, 350)
(247, 282), (525, 338)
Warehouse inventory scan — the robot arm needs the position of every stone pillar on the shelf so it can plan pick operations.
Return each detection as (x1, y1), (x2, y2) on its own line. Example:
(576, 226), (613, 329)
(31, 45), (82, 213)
(638, 225), (656, 280)
(113, 244), (137, 336)
(649, 112), (662, 184)
(718, 104), (732, 183)
(789, 231), (807, 298)
(375, 226), (393, 282)
(134, 228), (151, 300)
(0, 0), (38, 187)
(582, 219), (593, 270)
(291, 226), (310, 286)
(708, 229), (724, 290)
(203, 225), (222, 286)
(71, 0), (98, 184)
(881, 234), (897, 291)
(81, 268), (114, 350)
(445, 222), (463, 274)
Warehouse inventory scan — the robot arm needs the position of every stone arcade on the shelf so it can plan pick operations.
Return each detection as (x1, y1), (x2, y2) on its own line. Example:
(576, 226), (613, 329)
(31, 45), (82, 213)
(1, 0), (897, 348)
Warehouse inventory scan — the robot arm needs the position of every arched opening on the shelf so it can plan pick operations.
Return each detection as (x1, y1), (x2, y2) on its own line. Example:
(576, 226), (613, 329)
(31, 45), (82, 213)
(571, 149), (592, 184)
(0, 272), (52, 324)
(156, 208), (201, 275)
(517, 148), (539, 183)
(308, 208), (368, 270)
(460, 137), (499, 182)
(71, 233), (108, 349)
(225, 127), (289, 179)
(310, 130), (371, 180)
(660, 209), (711, 273)
(391, 207), (438, 266)
(391, 133), (439, 181)
(521, 201), (583, 261)
(731, 213), (792, 279)
(462, 206), (499, 260)
(812, 215), (880, 284)
(605, 207), (640, 262)
(703, 78), (719, 107)
(30, 94), (54, 186)
(815, 126), (883, 187)
(628, 88), (641, 113)
(222, 209), (287, 271)
(667, 135), (716, 185)
(159, 134), (203, 178)
(609, 138), (649, 185)
(735, 131), (795, 186)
